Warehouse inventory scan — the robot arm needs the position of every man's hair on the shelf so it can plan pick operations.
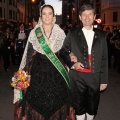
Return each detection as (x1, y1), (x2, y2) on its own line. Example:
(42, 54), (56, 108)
(79, 4), (96, 15)
(19, 22), (24, 27)
(33, 16), (39, 23)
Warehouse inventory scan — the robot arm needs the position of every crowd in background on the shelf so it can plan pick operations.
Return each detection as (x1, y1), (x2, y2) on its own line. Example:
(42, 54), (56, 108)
(0, 16), (39, 71)
(0, 19), (120, 73)
(105, 26), (120, 73)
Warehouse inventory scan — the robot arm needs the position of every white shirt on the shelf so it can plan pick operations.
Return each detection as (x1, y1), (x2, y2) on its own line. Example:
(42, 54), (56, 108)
(82, 27), (94, 54)
(20, 31), (24, 33)
(18, 31), (25, 39)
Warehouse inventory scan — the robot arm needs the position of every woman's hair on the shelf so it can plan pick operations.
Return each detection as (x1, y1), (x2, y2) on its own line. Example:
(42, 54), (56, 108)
(79, 4), (96, 15)
(40, 4), (55, 16)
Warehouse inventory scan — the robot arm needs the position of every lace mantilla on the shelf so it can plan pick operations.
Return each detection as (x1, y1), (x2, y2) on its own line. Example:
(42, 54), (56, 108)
(19, 24), (66, 70)
(14, 24), (66, 104)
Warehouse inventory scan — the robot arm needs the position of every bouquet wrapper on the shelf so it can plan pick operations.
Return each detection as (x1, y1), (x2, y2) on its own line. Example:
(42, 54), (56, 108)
(20, 90), (23, 101)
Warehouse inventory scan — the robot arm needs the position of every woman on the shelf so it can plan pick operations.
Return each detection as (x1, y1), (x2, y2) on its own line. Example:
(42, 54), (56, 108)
(14, 4), (74, 120)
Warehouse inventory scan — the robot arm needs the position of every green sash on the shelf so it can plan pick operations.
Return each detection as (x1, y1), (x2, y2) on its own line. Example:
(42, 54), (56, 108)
(34, 27), (70, 89)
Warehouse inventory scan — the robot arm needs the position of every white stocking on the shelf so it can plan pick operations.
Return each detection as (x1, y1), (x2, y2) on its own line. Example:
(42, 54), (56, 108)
(86, 113), (94, 120)
(76, 114), (85, 120)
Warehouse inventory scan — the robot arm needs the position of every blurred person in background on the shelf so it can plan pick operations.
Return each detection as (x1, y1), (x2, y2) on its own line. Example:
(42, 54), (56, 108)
(105, 27), (113, 68)
(110, 26), (119, 68)
(0, 26), (15, 71)
(32, 15), (39, 28)
(14, 22), (28, 66)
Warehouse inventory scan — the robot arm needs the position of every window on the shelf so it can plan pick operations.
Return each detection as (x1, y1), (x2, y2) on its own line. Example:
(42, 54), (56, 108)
(103, 13), (105, 24)
(96, 8), (99, 14)
(20, 11), (23, 21)
(9, 10), (12, 19)
(96, 0), (100, 2)
(16, 12), (17, 20)
(0, 7), (2, 18)
(13, 11), (15, 19)
(4, 8), (5, 18)
(13, 0), (16, 6)
(9, 0), (12, 5)
(113, 12), (118, 22)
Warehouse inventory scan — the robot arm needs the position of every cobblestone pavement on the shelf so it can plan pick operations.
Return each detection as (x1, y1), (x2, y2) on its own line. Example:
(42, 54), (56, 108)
(0, 58), (120, 120)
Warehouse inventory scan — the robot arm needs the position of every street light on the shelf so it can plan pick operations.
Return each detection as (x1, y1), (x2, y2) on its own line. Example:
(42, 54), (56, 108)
(31, 0), (45, 5)
(96, 18), (102, 24)
(32, 0), (35, 2)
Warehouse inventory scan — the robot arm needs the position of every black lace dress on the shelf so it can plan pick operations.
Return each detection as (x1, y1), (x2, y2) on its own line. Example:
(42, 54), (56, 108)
(14, 42), (74, 120)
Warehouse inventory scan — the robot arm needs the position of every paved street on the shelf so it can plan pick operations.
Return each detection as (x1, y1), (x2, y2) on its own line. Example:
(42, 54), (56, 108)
(0, 58), (120, 120)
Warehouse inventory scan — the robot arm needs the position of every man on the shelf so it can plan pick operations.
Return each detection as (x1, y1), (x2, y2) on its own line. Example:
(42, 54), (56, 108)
(14, 22), (27, 65)
(113, 30), (120, 73)
(105, 27), (113, 68)
(25, 22), (33, 40)
(59, 4), (108, 120)
(32, 15), (39, 28)
(110, 26), (119, 69)
(0, 26), (15, 71)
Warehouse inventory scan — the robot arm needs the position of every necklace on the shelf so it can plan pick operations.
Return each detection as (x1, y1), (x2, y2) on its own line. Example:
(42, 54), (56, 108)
(42, 25), (53, 39)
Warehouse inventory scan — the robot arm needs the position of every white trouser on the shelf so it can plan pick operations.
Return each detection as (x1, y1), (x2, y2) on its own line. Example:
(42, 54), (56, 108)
(76, 113), (94, 120)
(76, 114), (85, 120)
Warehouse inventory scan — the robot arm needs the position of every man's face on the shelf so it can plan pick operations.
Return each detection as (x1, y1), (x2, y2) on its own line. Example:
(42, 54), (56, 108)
(79, 9), (96, 27)
(19, 24), (24, 31)
(6, 28), (11, 33)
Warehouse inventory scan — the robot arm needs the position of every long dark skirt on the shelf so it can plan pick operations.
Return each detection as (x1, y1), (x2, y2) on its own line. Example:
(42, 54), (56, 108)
(14, 101), (75, 120)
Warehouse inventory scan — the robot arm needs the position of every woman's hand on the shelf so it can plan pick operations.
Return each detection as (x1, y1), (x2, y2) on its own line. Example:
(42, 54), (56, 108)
(69, 53), (78, 63)
(69, 53), (84, 70)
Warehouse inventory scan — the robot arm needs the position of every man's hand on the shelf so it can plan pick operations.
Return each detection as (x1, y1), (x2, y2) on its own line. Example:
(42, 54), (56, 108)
(100, 84), (107, 91)
(73, 62), (84, 70)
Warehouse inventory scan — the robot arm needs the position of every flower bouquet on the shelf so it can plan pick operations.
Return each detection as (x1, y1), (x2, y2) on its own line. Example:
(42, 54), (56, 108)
(11, 70), (31, 100)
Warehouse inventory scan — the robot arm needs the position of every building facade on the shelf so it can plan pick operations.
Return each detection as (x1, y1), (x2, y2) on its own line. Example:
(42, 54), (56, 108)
(0, 0), (45, 31)
(0, 0), (18, 30)
(101, 0), (120, 31)
(62, 0), (68, 25)
(62, 0), (95, 26)
(56, 15), (62, 25)
(94, 0), (101, 19)
(17, 0), (25, 23)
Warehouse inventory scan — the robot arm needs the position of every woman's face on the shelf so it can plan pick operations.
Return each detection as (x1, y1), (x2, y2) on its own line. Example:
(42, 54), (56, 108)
(41, 6), (54, 25)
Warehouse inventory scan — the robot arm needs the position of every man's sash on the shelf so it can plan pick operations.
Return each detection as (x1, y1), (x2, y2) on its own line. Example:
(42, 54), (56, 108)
(34, 27), (71, 89)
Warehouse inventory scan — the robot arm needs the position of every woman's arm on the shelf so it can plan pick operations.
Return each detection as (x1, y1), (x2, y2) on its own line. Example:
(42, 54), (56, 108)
(13, 41), (34, 104)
